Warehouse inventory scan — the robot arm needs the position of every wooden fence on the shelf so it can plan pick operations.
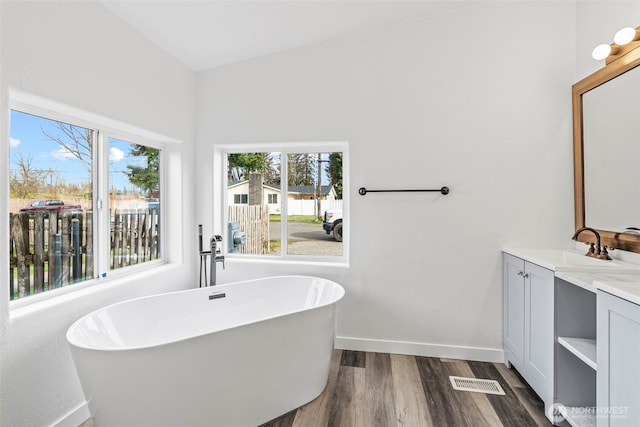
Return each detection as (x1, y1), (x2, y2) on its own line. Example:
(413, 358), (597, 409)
(9, 209), (159, 300)
(228, 205), (269, 255)
(9, 211), (90, 300)
(111, 209), (159, 269)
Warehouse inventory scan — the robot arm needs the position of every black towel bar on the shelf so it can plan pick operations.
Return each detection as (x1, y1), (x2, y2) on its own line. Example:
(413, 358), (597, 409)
(358, 186), (450, 196)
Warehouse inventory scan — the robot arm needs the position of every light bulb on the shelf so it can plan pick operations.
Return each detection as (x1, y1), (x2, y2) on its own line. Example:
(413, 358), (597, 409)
(614, 27), (637, 45)
(592, 44), (612, 60)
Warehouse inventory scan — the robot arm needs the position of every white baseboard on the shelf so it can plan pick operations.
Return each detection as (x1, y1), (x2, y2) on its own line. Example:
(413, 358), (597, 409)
(51, 402), (90, 427)
(335, 336), (504, 363)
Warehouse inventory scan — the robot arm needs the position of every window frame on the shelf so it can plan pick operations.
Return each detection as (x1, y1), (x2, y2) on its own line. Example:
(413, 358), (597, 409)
(104, 135), (164, 273)
(7, 90), (171, 309)
(213, 141), (349, 264)
(233, 193), (248, 204)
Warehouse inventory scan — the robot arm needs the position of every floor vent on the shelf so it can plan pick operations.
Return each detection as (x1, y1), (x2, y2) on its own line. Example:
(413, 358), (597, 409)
(449, 376), (505, 395)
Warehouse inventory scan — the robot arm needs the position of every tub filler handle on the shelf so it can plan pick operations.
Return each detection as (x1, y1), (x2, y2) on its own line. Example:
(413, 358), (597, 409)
(210, 235), (225, 286)
(197, 226), (226, 287)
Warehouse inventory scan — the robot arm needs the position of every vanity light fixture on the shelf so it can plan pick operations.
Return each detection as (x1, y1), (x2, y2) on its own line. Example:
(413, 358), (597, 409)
(592, 44), (613, 60)
(614, 27), (638, 46)
(592, 25), (640, 63)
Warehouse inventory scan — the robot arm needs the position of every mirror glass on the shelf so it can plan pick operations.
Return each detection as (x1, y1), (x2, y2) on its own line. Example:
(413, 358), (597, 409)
(583, 66), (640, 231)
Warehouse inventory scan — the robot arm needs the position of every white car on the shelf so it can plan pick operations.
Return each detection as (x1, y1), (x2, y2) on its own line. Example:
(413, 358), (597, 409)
(322, 209), (343, 242)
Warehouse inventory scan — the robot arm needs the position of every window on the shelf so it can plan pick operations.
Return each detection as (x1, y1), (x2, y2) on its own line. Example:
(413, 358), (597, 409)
(108, 138), (161, 271)
(9, 110), (94, 300)
(222, 143), (347, 260)
(8, 99), (165, 301)
(233, 194), (248, 204)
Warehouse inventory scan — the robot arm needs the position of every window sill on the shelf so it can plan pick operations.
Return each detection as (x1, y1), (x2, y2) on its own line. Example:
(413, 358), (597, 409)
(225, 255), (349, 269)
(9, 261), (174, 321)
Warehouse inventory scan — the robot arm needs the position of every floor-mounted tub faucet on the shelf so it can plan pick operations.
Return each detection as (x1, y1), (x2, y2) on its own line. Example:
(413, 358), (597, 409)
(210, 235), (225, 286)
(572, 226), (611, 260)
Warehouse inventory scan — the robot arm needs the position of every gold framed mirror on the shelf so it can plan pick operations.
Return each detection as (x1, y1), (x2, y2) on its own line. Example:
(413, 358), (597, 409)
(573, 45), (640, 252)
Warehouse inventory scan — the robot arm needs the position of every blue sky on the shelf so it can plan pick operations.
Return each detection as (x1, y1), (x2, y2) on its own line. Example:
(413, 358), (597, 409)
(10, 110), (146, 193)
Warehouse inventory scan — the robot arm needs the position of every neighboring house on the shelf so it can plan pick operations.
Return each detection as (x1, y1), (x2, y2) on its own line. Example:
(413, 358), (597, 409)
(228, 180), (337, 214)
(287, 184), (337, 201)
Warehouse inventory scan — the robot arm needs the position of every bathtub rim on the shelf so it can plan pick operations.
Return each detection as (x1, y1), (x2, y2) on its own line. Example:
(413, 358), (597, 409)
(66, 275), (344, 352)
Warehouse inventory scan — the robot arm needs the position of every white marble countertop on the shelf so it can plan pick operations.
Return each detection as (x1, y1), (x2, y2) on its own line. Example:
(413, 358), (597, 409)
(555, 270), (600, 293)
(503, 248), (640, 304)
(595, 275), (640, 305)
(503, 248), (640, 272)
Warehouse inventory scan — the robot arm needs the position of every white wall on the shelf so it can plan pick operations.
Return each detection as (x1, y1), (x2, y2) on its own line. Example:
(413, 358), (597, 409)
(196, 1), (577, 361)
(0, 2), (196, 426)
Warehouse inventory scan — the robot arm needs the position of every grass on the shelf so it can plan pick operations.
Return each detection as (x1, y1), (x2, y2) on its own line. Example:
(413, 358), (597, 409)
(270, 214), (322, 224)
(12, 263), (48, 280)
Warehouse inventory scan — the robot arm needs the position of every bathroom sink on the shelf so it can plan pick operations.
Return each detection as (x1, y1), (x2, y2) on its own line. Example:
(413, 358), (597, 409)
(560, 251), (620, 266)
(553, 250), (636, 272)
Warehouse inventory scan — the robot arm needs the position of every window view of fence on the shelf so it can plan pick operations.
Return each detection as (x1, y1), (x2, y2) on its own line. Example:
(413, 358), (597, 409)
(10, 210), (90, 299)
(9, 111), (94, 299)
(109, 138), (161, 271)
(226, 150), (343, 257)
(8, 110), (162, 301)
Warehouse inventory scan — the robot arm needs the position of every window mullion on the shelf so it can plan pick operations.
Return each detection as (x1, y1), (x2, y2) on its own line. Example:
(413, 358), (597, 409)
(280, 152), (288, 257)
(95, 130), (109, 278)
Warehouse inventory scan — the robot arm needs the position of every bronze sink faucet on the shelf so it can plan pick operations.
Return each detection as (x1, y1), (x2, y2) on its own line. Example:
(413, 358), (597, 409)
(572, 227), (612, 260)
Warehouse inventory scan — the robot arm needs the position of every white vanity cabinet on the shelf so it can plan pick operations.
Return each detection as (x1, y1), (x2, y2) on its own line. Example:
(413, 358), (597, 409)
(503, 248), (640, 426)
(597, 290), (640, 427)
(503, 253), (555, 414)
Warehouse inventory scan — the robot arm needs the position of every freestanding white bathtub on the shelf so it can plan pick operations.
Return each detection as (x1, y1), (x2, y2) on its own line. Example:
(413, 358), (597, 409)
(66, 275), (345, 427)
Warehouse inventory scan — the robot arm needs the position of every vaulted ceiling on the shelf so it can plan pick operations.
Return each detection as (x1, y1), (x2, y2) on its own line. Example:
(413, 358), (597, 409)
(101, 1), (475, 72)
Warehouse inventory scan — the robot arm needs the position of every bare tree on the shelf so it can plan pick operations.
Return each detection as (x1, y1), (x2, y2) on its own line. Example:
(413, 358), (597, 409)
(42, 122), (93, 174)
(10, 153), (47, 198)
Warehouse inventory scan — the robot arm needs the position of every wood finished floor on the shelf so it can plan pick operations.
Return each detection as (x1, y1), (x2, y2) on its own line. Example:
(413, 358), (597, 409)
(259, 350), (552, 427)
(80, 350), (551, 427)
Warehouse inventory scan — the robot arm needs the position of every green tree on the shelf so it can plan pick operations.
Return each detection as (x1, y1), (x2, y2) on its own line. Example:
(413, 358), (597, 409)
(326, 152), (343, 198)
(287, 153), (315, 186)
(125, 145), (159, 196)
(228, 153), (278, 184)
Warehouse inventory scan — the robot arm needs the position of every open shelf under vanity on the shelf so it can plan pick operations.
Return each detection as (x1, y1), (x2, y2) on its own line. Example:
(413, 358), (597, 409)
(555, 278), (597, 427)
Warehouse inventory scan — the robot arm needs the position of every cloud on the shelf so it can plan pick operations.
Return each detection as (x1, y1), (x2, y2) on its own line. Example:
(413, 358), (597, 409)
(10, 137), (21, 147)
(110, 147), (125, 162)
(51, 147), (76, 160)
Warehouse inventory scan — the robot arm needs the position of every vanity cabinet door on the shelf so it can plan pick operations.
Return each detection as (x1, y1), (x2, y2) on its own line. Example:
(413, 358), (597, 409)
(523, 261), (554, 404)
(597, 291), (640, 427)
(504, 253), (526, 369)
(503, 253), (554, 415)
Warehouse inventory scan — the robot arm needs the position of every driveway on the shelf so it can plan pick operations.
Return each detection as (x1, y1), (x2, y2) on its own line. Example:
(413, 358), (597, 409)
(270, 221), (343, 256)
